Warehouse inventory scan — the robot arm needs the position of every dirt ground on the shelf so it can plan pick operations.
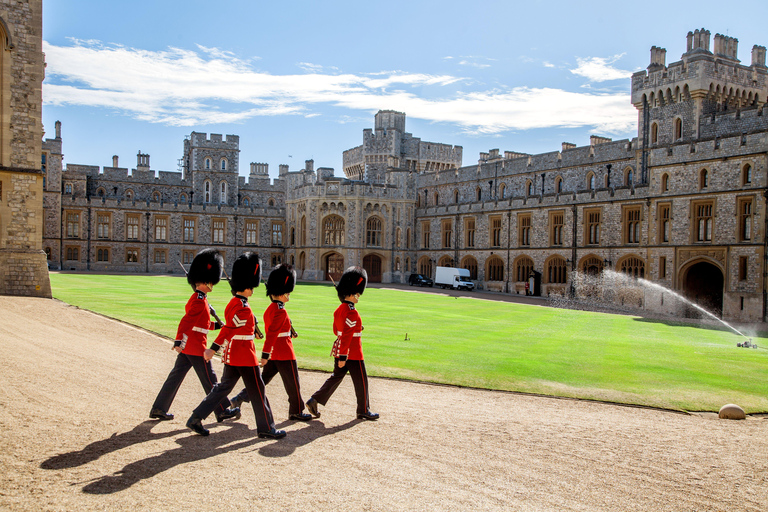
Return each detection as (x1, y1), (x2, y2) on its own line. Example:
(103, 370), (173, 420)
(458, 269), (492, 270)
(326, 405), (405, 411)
(1, 295), (767, 511)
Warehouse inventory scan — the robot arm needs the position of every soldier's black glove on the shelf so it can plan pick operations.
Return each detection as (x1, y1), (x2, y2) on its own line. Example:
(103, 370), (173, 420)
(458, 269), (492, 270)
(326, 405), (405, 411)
(213, 321), (222, 330)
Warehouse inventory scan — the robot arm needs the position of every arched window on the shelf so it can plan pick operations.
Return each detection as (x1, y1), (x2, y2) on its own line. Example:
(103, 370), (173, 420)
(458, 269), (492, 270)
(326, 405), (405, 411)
(461, 256), (478, 280)
(268, 198), (275, 207)
(220, 158), (227, 171)
(405, 257), (410, 273)
(152, 191), (160, 202)
(438, 255), (454, 267)
(65, 183), (72, 194)
(323, 215), (345, 245)
(743, 164), (752, 185)
(242, 197), (250, 207)
(476, 187), (482, 201)
(405, 228), (411, 249)
(418, 257), (433, 278)
(205, 158), (211, 170)
(219, 181), (227, 204)
(454, 189), (459, 203)
(699, 169), (709, 189)
(179, 193), (187, 203)
(515, 256), (534, 282)
(674, 118), (682, 140)
(651, 122), (658, 144)
(555, 176), (563, 194)
(300, 216), (307, 245)
(581, 256), (604, 275)
(499, 183), (506, 199)
(125, 189), (133, 201)
(290, 227), (295, 246)
(395, 257), (401, 272)
(366, 217), (382, 247)
(526, 180), (533, 196)
(395, 227), (401, 248)
(434, 192), (439, 206)
(546, 256), (567, 284)
(204, 180), (212, 203)
(486, 256), (505, 281)
(619, 256), (645, 279)
(587, 173), (596, 190)
(661, 173), (669, 192)
(625, 168), (634, 186)
(97, 188), (105, 197)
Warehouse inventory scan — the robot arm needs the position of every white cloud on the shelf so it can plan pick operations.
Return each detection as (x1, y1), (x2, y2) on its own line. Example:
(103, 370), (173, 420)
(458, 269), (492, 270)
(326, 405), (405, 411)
(570, 54), (632, 82)
(43, 40), (636, 134)
(542, 61), (555, 68)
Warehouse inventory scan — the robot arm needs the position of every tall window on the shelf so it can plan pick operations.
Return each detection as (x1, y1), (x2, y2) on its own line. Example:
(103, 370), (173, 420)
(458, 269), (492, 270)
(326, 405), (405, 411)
(204, 180), (212, 203)
(65, 184), (72, 194)
(366, 217), (382, 247)
(625, 207), (641, 244)
(405, 228), (411, 250)
(323, 216), (344, 245)
(126, 215), (139, 240)
(625, 169), (634, 186)
(658, 204), (670, 244)
(462, 257), (478, 280)
(550, 211), (564, 246)
(219, 182), (227, 204)
(487, 256), (504, 281)
(454, 189), (459, 203)
(126, 249), (139, 263)
(586, 209), (601, 245)
(212, 219), (225, 244)
(300, 216), (307, 245)
(674, 118), (682, 140)
(205, 158), (211, 170)
(154, 250), (167, 264)
(183, 218), (196, 243)
(526, 180), (534, 196)
(555, 177), (563, 194)
(97, 214), (110, 239)
(476, 187), (482, 201)
(220, 158), (227, 171)
(441, 219), (453, 249)
(651, 122), (658, 144)
(490, 216), (502, 247)
(465, 218), (475, 248)
(66, 247), (79, 261)
(588, 174), (596, 190)
(739, 198), (753, 241)
(659, 256), (666, 279)
(742, 164), (752, 185)
(694, 202), (713, 242)
(620, 257), (645, 279)
(547, 257), (567, 284)
(97, 248), (110, 262)
(699, 169), (709, 189)
(661, 173), (669, 192)
(155, 217), (167, 241)
(421, 221), (431, 249)
(499, 183), (507, 199)
(515, 257), (534, 282)
(245, 221), (258, 245)
(518, 214), (531, 246)
(66, 212), (80, 238)
(182, 250), (195, 264)
(739, 256), (748, 281)
(271, 223), (283, 246)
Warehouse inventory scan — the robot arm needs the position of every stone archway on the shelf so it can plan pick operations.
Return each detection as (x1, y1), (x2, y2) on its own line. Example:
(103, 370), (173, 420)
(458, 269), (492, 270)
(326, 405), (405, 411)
(363, 254), (382, 283)
(325, 253), (344, 282)
(682, 261), (724, 317)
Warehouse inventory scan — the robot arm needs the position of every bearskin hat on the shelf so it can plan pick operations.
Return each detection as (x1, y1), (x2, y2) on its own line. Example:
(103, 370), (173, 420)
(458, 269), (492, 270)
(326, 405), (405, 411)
(336, 266), (367, 301)
(266, 263), (296, 297)
(187, 248), (223, 290)
(230, 252), (262, 294)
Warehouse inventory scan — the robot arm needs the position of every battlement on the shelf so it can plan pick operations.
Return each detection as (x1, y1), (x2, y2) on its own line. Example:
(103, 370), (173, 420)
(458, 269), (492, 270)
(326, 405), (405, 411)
(188, 132), (239, 148)
(374, 110), (406, 133)
(62, 194), (284, 216)
(250, 162), (269, 175)
(64, 164), (186, 186)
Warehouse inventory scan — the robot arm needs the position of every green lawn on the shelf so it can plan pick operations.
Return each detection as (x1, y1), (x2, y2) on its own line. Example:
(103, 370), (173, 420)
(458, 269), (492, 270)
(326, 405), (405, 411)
(49, 273), (768, 413)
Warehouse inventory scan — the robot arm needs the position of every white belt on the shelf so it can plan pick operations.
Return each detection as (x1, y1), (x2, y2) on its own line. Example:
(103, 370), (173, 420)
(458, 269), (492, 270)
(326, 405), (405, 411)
(278, 331), (292, 337)
(192, 326), (209, 334)
(231, 335), (254, 340)
(337, 331), (343, 336)
(353, 333), (362, 337)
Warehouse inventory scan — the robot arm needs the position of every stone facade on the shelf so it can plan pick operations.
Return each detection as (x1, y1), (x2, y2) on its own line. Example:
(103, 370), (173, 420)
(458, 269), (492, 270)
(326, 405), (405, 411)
(0, 0), (50, 298)
(42, 28), (768, 322)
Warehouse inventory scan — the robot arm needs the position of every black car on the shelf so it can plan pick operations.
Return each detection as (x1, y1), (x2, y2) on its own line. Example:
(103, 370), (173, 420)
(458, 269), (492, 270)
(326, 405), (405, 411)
(408, 273), (433, 287)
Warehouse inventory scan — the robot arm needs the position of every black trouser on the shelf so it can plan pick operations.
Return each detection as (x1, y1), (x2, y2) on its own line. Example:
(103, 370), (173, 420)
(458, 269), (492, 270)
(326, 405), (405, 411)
(193, 365), (276, 433)
(311, 358), (371, 415)
(152, 353), (231, 417)
(232, 359), (305, 415)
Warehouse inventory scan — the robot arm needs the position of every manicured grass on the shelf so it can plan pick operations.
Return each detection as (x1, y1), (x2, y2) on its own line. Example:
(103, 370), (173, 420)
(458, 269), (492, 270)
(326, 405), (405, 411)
(49, 273), (768, 413)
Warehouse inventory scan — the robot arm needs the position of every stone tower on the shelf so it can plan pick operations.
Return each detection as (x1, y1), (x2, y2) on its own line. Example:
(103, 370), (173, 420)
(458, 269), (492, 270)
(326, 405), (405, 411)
(182, 132), (240, 206)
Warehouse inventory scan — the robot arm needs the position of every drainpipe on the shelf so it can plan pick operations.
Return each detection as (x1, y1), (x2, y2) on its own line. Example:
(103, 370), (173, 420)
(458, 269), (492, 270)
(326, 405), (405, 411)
(569, 204), (578, 298)
(763, 187), (768, 321)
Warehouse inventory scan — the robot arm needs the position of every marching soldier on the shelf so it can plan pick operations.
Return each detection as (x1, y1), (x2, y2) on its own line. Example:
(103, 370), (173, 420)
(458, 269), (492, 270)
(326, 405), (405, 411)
(306, 266), (379, 421)
(150, 248), (239, 423)
(187, 252), (285, 439)
(230, 263), (312, 421)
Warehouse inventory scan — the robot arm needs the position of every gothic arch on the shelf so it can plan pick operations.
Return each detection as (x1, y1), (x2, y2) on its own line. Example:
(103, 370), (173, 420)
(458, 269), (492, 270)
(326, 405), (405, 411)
(579, 254), (604, 275)
(617, 254), (645, 279)
(513, 255), (534, 282)
(544, 255), (568, 284)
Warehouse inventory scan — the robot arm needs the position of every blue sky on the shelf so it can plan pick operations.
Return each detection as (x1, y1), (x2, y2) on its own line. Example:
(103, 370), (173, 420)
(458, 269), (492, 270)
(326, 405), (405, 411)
(42, 1), (767, 178)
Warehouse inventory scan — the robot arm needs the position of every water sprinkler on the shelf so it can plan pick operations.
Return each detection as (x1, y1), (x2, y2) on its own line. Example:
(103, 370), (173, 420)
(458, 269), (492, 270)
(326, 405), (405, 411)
(737, 338), (758, 349)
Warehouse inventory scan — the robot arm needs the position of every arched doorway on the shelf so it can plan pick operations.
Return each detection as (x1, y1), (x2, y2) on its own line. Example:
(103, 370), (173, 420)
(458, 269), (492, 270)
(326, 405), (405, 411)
(325, 253), (344, 282)
(363, 254), (382, 283)
(683, 261), (724, 317)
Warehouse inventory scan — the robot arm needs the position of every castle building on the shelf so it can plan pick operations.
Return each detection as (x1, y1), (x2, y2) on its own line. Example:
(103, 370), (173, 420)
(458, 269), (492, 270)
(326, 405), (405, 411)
(0, 0), (50, 298)
(43, 28), (768, 322)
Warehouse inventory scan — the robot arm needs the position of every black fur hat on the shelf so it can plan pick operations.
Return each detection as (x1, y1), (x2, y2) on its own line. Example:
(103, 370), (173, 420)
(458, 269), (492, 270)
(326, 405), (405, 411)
(336, 266), (367, 301)
(187, 248), (223, 290)
(266, 263), (296, 297)
(230, 252), (262, 294)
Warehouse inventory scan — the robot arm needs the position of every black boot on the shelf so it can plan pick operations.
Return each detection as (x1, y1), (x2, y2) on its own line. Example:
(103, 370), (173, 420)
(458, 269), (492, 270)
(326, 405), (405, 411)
(216, 407), (241, 423)
(357, 411), (379, 421)
(258, 428), (286, 439)
(306, 397), (320, 418)
(186, 415), (210, 436)
(149, 408), (174, 421)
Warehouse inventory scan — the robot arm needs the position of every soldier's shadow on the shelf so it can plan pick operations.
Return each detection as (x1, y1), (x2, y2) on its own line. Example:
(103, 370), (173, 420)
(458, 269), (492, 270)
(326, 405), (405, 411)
(41, 420), (187, 470)
(258, 419), (360, 458)
(81, 422), (259, 494)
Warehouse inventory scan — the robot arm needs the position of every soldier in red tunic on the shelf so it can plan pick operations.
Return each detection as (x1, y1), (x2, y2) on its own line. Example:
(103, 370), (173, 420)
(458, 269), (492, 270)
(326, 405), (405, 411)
(306, 266), (379, 421)
(229, 263), (312, 421)
(186, 252), (285, 439)
(150, 248), (239, 423)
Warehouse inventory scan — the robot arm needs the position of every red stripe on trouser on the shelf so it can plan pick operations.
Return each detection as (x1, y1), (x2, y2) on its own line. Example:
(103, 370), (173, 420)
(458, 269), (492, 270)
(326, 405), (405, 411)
(252, 366), (270, 430)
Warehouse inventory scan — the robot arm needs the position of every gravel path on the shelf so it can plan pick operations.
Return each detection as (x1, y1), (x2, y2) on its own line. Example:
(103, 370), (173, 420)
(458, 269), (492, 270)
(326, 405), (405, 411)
(1, 296), (766, 511)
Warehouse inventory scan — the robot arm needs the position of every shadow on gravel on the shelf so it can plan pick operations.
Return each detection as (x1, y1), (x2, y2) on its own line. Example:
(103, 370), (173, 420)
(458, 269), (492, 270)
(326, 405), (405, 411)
(41, 420), (187, 470)
(259, 419), (360, 458)
(81, 422), (261, 494)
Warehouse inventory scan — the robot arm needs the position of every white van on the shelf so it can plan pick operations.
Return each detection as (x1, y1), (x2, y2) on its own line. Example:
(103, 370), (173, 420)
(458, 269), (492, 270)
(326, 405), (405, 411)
(434, 266), (475, 291)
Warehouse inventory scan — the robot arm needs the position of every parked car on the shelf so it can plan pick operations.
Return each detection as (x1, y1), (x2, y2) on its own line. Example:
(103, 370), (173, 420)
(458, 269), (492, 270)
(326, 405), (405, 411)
(408, 273), (433, 287)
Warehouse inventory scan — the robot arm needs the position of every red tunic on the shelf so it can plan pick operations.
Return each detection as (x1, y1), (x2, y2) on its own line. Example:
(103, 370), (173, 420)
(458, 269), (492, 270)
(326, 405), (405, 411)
(175, 291), (216, 357)
(213, 295), (258, 367)
(261, 300), (296, 361)
(332, 302), (364, 361)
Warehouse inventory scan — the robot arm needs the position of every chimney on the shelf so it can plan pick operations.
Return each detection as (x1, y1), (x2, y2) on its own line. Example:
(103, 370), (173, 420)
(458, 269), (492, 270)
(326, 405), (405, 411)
(112, 155), (119, 168)
(648, 46), (666, 71)
(55, 120), (62, 139)
(752, 45), (767, 68)
(562, 142), (576, 151)
(137, 151), (150, 170)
